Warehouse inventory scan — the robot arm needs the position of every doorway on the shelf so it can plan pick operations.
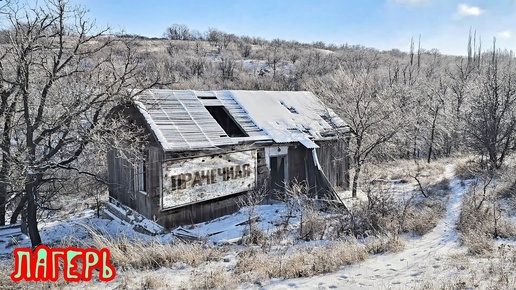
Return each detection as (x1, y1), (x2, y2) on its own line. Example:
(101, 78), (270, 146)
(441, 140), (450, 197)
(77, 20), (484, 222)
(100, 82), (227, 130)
(270, 155), (287, 194)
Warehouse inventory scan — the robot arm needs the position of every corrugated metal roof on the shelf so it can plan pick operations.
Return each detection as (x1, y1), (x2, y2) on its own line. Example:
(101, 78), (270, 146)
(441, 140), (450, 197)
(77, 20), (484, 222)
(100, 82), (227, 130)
(134, 90), (348, 151)
(134, 90), (270, 151)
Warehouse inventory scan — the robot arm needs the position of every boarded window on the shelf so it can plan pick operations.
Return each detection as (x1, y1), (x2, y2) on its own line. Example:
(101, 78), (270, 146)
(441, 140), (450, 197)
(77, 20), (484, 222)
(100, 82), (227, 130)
(205, 106), (247, 137)
(134, 159), (146, 192)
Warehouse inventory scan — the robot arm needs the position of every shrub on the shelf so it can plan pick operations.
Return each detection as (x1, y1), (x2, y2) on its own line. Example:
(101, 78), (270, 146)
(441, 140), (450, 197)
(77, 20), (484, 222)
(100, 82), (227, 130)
(188, 267), (236, 290)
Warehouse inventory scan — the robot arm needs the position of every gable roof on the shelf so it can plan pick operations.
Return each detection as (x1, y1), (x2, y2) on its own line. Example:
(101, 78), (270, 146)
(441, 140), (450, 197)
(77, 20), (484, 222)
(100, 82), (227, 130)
(134, 90), (348, 152)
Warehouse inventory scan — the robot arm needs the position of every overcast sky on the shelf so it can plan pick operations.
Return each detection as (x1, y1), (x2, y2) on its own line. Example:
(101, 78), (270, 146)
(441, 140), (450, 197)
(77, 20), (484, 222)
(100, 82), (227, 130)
(68, 0), (516, 56)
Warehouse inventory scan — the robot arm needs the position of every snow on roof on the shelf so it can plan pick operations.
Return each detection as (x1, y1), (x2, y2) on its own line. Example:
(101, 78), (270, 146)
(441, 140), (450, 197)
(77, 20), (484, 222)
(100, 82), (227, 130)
(229, 90), (348, 148)
(134, 90), (348, 151)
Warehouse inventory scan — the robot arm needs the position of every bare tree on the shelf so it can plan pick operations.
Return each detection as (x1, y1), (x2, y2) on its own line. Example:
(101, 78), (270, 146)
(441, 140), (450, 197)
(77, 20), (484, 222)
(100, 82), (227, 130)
(206, 28), (234, 53)
(309, 68), (400, 197)
(446, 34), (480, 154)
(0, 0), (156, 247)
(238, 42), (252, 58)
(219, 52), (237, 82)
(465, 41), (516, 169)
(165, 24), (190, 41)
(267, 39), (284, 78)
(420, 77), (448, 163)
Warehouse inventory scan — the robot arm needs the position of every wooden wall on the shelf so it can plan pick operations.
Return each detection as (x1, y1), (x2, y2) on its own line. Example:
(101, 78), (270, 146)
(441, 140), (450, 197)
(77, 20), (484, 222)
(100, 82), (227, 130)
(286, 146), (330, 197)
(315, 138), (350, 190)
(156, 193), (244, 228)
(107, 104), (161, 222)
(282, 137), (350, 198)
(107, 148), (134, 207)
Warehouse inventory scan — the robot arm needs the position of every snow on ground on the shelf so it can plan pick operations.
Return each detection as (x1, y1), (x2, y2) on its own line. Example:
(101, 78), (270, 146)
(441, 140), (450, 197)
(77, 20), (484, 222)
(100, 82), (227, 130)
(267, 164), (472, 290)
(0, 203), (292, 259)
(0, 163), (487, 289)
(172, 203), (292, 244)
(0, 209), (154, 258)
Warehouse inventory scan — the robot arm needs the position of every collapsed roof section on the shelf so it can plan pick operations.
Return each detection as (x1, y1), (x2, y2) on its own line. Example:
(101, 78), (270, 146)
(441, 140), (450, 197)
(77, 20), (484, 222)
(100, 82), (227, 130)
(229, 90), (348, 149)
(134, 90), (348, 151)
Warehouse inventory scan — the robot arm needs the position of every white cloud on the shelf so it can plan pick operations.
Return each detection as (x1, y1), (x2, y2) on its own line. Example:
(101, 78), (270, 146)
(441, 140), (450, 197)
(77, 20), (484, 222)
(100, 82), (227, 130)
(457, 4), (483, 16)
(498, 30), (512, 39)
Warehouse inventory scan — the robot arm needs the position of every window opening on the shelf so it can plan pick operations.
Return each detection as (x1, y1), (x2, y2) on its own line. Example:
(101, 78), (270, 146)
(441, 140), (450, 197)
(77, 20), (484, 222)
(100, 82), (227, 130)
(134, 159), (146, 192)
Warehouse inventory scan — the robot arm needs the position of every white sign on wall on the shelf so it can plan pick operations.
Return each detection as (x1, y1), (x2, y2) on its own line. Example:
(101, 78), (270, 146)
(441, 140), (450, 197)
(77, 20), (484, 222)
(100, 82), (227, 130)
(162, 150), (257, 209)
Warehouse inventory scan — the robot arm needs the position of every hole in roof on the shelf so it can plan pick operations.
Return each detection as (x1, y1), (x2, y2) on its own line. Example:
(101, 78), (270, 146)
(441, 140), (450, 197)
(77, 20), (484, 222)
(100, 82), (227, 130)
(321, 114), (335, 127)
(205, 105), (248, 137)
(280, 101), (298, 114)
(198, 95), (218, 99)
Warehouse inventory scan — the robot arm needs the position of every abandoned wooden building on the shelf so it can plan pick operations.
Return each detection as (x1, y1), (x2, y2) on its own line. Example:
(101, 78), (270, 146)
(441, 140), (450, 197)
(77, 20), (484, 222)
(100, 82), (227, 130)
(107, 90), (350, 229)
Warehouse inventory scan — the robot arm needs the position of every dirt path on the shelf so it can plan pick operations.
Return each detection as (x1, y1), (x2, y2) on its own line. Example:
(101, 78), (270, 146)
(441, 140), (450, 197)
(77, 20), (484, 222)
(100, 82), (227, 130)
(268, 164), (470, 290)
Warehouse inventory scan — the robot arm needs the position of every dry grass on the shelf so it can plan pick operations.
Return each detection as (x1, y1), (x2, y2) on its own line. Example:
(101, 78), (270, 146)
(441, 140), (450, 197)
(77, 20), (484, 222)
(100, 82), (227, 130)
(404, 199), (446, 236)
(342, 188), (446, 240)
(140, 272), (170, 290)
(460, 230), (494, 256)
(234, 239), (374, 282)
(60, 226), (225, 270)
(186, 267), (236, 290)
(458, 192), (496, 255)
(457, 165), (516, 255)
(298, 206), (327, 241)
(363, 159), (447, 186)
(454, 157), (485, 180)
(414, 246), (516, 290)
(425, 177), (451, 197)
(347, 158), (449, 238)
(0, 263), (72, 290)
(99, 238), (223, 270)
(364, 236), (404, 254)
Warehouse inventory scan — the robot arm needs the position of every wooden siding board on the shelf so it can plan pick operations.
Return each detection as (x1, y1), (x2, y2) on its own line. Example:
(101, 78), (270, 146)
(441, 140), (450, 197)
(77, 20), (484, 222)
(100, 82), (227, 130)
(107, 148), (133, 207)
(315, 138), (349, 189)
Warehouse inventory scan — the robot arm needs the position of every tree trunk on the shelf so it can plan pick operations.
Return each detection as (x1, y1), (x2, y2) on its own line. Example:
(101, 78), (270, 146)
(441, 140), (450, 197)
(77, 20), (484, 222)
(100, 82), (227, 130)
(493, 202), (498, 238)
(0, 101), (15, 226)
(413, 126), (418, 159)
(25, 175), (42, 247)
(0, 189), (4, 226)
(0, 160), (6, 226)
(351, 162), (361, 198)
(10, 194), (27, 224)
(427, 108), (439, 163)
